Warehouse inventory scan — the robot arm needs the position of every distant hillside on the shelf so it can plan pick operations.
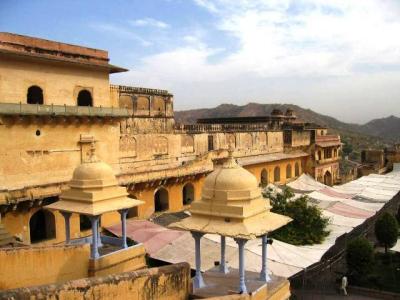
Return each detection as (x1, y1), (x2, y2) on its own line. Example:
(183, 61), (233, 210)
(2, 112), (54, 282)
(175, 103), (399, 160)
(175, 102), (360, 130)
(358, 115), (400, 140)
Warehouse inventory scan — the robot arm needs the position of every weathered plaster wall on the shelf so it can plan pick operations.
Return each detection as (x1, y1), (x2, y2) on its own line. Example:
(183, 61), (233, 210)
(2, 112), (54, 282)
(0, 244), (90, 290)
(0, 121), (120, 189)
(291, 131), (311, 147)
(1, 263), (191, 300)
(88, 244), (146, 277)
(0, 55), (111, 107)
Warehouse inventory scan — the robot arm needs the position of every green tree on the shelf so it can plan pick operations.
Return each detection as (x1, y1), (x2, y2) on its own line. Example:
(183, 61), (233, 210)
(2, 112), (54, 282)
(346, 237), (374, 279)
(375, 212), (398, 253)
(263, 187), (330, 245)
(342, 140), (353, 157)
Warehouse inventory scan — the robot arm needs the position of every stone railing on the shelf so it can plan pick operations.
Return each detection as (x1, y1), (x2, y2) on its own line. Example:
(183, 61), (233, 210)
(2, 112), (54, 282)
(0, 102), (129, 118)
(118, 153), (215, 185)
(174, 123), (277, 133)
(110, 84), (172, 97)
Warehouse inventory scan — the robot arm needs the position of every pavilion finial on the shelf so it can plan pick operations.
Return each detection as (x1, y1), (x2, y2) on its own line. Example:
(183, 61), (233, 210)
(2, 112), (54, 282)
(88, 141), (99, 163)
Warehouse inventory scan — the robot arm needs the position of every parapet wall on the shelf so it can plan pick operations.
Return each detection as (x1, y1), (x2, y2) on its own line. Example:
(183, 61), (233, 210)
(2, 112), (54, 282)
(0, 244), (90, 290)
(1, 263), (191, 300)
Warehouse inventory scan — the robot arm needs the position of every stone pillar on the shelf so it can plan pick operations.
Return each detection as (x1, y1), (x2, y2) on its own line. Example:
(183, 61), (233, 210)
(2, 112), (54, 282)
(260, 234), (271, 282)
(191, 231), (205, 289)
(119, 209), (128, 248)
(89, 216), (100, 259)
(235, 238), (248, 294)
(97, 217), (103, 247)
(220, 235), (228, 273)
(61, 211), (71, 244)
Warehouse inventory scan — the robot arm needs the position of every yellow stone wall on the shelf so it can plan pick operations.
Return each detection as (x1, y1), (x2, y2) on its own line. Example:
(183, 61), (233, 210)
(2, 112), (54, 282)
(0, 121), (120, 189)
(88, 244), (146, 277)
(2, 263), (191, 300)
(0, 55), (111, 107)
(0, 244), (90, 290)
(244, 157), (305, 185)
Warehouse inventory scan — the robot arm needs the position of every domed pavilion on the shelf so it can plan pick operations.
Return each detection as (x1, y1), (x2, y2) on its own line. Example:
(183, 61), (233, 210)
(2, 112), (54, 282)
(46, 148), (143, 259)
(169, 150), (291, 294)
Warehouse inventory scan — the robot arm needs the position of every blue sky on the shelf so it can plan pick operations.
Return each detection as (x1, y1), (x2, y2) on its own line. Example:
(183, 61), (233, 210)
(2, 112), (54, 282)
(1, 0), (399, 123)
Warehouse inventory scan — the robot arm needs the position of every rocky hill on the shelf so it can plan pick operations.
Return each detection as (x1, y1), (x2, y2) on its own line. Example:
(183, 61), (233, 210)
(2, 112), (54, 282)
(357, 115), (400, 140)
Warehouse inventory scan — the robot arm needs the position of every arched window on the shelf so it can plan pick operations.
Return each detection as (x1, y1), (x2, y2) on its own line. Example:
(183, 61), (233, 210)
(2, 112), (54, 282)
(77, 90), (93, 106)
(27, 85), (44, 104)
(274, 166), (280, 183)
(80, 215), (92, 231)
(295, 162), (300, 177)
(182, 183), (195, 205)
(29, 209), (56, 243)
(261, 169), (268, 187)
(286, 164), (292, 179)
(154, 188), (169, 212)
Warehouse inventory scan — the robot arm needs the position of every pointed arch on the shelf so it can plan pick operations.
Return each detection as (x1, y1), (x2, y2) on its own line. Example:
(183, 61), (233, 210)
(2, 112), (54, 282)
(29, 209), (56, 243)
(261, 169), (268, 186)
(286, 164), (292, 179)
(154, 187), (169, 212)
(324, 171), (333, 186)
(182, 183), (195, 205)
(295, 162), (300, 177)
(274, 166), (280, 183)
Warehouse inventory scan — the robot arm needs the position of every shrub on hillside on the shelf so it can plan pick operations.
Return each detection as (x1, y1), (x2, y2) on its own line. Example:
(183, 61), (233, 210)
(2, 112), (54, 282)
(263, 187), (330, 245)
(375, 212), (398, 253)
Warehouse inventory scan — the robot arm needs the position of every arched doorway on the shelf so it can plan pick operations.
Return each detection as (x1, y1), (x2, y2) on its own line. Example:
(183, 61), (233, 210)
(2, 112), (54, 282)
(261, 169), (268, 187)
(154, 188), (169, 212)
(29, 209), (56, 243)
(295, 162), (300, 177)
(286, 164), (292, 179)
(127, 195), (139, 218)
(274, 166), (280, 183)
(182, 183), (195, 205)
(324, 171), (333, 186)
(77, 90), (93, 106)
(27, 85), (44, 104)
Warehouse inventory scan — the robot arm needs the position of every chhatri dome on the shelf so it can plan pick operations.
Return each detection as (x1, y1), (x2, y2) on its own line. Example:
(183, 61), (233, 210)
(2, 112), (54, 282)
(47, 154), (143, 216)
(169, 150), (291, 294)
(170, 151), (291, 239)
(46, 145), (143, 259)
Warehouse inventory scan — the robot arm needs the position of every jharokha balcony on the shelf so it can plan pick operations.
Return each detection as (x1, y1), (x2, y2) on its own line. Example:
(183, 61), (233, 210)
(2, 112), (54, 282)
(315, 134), (341, 147)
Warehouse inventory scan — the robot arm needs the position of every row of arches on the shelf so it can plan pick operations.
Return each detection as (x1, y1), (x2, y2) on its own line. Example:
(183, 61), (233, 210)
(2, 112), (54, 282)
(26, 86), (93, 106)
(29, 209), (99, 243)
(153, 183), (195, 213)
(28, 183), (196, 243)
(119, 94), (172, 114)
(260, 162), (301, 186)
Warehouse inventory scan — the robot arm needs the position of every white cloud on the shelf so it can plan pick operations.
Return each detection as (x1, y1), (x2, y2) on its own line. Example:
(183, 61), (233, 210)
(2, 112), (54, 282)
(90, 23), (152, 47)
(113, 0), (400, 122)
(130, 18), (169, 29)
